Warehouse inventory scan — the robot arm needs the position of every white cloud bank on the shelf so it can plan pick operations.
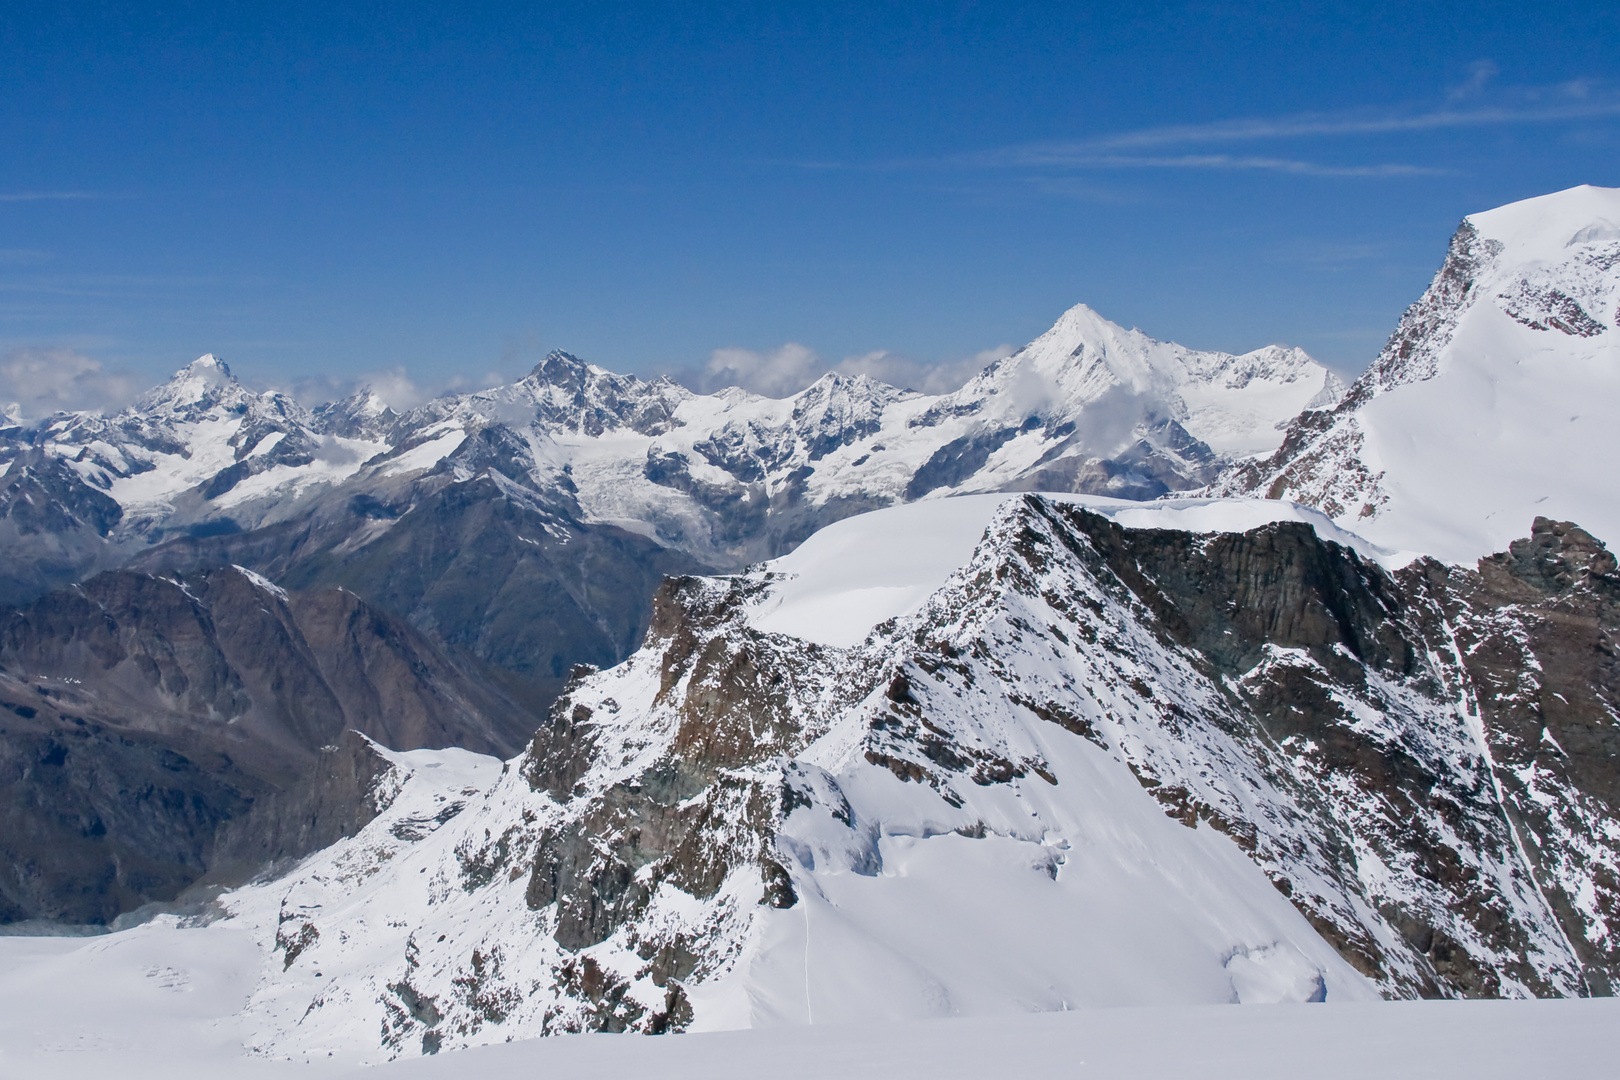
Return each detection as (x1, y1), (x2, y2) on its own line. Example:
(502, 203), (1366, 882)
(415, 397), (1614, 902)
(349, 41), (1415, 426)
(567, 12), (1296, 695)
(0, 347), (140, 421)
(698, 343), (1009, 398)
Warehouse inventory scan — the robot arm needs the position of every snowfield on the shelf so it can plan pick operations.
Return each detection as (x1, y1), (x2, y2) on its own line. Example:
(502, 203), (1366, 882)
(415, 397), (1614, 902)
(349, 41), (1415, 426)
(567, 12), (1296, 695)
(3, 186), (1619, 1078)
(0, 919), (1612, 1080)
(9, 481), (1613, 1070)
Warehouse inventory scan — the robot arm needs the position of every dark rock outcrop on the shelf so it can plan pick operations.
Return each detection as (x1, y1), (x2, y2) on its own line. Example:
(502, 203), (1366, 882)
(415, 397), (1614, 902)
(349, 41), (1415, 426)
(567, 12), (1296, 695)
(0, 565), (544, 925)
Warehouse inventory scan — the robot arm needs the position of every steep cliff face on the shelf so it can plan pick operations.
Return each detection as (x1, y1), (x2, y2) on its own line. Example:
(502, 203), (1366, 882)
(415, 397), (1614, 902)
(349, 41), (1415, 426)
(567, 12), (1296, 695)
(0, 566), (543, 924)
(219, 496), (1620, 1062)
(1210, 184), (1620, 562)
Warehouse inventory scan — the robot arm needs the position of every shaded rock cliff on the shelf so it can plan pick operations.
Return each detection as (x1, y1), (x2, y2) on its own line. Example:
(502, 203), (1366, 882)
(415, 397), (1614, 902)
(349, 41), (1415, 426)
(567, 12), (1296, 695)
(0, 566), (544, 925)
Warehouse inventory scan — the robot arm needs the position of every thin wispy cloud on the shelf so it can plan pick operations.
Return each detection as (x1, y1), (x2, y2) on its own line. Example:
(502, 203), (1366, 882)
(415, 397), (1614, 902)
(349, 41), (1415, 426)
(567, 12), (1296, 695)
(0, 192), (103, 202)
(1008, 154), (1448, 177)
(1448, 59), (1501, 102)
(1010, 103), (1620, 159)
(996, 83), (1620, 161)
(813, 76), (1620, 181)
(0, 346), (139, 419)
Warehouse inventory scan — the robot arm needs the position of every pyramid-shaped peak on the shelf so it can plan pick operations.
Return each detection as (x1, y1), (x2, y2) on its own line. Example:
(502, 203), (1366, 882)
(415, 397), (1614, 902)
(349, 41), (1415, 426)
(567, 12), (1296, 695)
(529, 350), (599, 381)
(1047, 302), (1137, 335)
(183, 353), (233, 378)
(1021, 302), (1162, 359)
(137, 352), (244, 411)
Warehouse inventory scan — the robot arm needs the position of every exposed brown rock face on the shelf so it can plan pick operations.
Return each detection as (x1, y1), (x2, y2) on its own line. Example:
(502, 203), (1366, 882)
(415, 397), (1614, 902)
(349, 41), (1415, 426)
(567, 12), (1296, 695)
(1024, 505), (1620, 996)
(517, 573), (863, 972)
(244, 499), (1620, 1058)
(0, 566), (543, 925)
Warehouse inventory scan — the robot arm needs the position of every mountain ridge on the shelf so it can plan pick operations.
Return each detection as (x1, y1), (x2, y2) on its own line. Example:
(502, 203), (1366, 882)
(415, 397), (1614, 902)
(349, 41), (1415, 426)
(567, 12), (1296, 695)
(214, 496), (1620, 1060)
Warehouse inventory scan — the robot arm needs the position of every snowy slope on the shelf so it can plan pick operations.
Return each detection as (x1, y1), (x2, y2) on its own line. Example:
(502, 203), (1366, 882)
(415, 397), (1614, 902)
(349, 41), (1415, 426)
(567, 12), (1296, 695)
(199, 498), (1379, 1063)
(746, 492), (1393, 647)
(177, 490), (1620, 1062)
(1213, 184), (1620, 563)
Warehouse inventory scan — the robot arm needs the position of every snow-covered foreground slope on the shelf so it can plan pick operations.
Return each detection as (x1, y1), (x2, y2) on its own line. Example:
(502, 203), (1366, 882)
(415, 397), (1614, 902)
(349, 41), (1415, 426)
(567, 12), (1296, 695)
(0, 916), (1615, 1080)
(1215, 184), (1620, 563)
(4, 489), (1619, 1071)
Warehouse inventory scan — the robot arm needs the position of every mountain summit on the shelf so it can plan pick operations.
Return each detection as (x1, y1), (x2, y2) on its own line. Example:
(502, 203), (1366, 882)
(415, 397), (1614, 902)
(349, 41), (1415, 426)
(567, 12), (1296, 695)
(1212, 184), (1620, 563)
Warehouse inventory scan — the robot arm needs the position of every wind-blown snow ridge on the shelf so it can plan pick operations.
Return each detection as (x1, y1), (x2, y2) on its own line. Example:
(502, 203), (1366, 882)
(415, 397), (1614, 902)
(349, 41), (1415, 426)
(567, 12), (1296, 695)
(746, 492), (1398, 647)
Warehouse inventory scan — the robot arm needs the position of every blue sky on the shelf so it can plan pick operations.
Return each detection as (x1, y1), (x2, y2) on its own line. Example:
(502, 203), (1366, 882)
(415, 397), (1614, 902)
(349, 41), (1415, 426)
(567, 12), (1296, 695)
(2, 1), (1617, 408)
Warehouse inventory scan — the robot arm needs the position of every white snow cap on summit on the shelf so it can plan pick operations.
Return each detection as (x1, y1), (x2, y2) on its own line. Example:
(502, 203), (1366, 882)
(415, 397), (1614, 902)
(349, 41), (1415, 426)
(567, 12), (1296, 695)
(1469, 183), (1620, 263)
(143, 353), (237, 408)
(956, 301), (1341, 459)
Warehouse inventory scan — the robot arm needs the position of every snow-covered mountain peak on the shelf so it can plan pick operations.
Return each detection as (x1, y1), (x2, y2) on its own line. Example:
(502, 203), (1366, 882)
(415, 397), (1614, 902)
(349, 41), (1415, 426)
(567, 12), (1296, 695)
(788, 370), (909, 419)
(1469, 183), (1620, 264)
(526, 349), (600, 385)
(934, 302), (1339, 460)
(0, 297), (1344, 598)
(311, 386), (400, 440)
(137, 352), (250, 413)
(972, 301), (1169, 397)
(1210, 184), (1620, 563)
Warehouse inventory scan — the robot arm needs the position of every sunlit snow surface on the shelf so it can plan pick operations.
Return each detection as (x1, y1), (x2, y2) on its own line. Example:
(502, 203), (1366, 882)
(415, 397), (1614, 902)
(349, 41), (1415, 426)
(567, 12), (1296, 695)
(0, 492), (1605, 1074)
(748, 493), (1399, 647)
(0, 923), (1612, 1080)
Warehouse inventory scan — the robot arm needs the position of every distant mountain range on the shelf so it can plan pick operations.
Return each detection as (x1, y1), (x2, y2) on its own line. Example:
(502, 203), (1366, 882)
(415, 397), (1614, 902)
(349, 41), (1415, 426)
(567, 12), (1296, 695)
(0, 294), (1345, 927)
(0, 300), (1342, 598)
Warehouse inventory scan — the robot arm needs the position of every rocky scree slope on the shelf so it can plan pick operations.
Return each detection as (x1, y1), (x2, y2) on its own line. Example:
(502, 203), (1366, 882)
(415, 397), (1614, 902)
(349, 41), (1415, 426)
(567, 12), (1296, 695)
(0, 564), (543, 925)
(223, 497), (1620, 1060)
(1210, 184), (1620, 563)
